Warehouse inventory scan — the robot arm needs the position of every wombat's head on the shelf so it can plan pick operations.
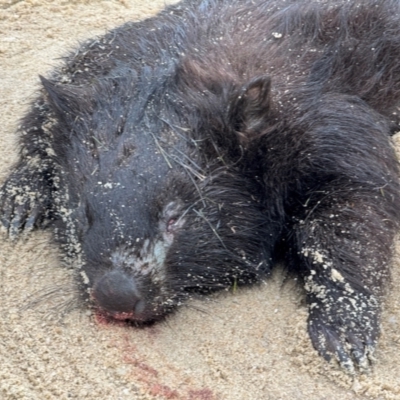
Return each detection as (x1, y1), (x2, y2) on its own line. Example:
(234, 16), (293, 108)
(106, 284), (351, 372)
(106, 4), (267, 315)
(41, 64), (273, 323)
(80, 170), (269, 323)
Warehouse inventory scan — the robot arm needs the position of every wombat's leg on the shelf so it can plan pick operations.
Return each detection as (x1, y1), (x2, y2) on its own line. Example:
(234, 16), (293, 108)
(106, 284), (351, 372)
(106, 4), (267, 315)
(287, 95), (400, 373)
(0, 101), (57, 238)
(293, 199), (392, 374)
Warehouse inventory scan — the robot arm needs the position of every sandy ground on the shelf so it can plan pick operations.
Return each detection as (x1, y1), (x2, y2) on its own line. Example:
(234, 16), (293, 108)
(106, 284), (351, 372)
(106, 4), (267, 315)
(1, 1), (400, 399)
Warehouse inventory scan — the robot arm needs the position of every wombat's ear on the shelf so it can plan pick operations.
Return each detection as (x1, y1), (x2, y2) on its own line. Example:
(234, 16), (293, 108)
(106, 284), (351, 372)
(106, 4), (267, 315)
(230, 75), (272, 138)
(40, 75), (91, 119)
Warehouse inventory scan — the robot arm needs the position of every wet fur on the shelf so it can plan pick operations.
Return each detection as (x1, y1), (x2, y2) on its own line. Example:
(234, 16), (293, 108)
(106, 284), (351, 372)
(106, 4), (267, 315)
(1, 0), (400, 374)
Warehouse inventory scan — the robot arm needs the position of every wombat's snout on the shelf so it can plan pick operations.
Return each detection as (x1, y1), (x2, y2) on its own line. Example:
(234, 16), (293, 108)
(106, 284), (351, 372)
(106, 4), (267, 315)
(92, 270), (145, 320)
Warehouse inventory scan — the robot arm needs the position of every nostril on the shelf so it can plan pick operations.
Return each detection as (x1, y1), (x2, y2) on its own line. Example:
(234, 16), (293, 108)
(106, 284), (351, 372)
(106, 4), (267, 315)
(92, 269), (142, 315)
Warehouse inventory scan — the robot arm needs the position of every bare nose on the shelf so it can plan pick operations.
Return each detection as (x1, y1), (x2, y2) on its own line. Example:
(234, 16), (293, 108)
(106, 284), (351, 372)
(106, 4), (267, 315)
(92, 269), (144, 315)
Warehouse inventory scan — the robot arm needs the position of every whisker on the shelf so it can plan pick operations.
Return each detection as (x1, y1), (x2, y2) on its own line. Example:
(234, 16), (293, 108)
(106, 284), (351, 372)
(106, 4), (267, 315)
(20, 281), (80, 323)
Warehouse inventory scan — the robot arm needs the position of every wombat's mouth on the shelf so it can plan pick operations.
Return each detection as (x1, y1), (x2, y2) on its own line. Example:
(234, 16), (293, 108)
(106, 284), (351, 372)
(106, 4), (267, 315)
(95, 308), (150, 323)
(93, 307), (159, 326)
(106, 311), (136, 320)
(94, 303), (172, 325)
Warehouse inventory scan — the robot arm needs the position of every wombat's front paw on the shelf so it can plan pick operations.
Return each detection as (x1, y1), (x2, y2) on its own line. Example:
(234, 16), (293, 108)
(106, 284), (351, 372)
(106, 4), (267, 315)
(306, 281), (379, 374)
(0, 169), (48, 238)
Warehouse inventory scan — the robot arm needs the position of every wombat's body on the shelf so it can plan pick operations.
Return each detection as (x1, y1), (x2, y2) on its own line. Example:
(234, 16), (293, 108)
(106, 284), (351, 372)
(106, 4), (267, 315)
(2, 0), (400, 374)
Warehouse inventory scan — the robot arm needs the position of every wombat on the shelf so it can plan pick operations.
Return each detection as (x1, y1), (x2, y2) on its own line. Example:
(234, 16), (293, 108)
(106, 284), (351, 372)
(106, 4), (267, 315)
(2, 0), (400, 375)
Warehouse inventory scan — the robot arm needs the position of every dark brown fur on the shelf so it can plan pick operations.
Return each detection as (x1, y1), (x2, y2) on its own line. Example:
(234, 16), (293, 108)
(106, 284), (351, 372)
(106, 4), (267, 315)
(1, 0), (400, 374)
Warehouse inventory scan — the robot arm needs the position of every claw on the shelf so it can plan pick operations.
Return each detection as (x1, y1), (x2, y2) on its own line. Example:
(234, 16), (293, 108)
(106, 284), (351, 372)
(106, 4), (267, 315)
(9, 218), (22, 239)
(0, 212), (11, 232)
(311, 325), (356, 374)
(0, 175), (48, 239)
(0, 198), (12, 231)
(347, 333), (370, 372)
(7, 202), (27, 239)
(308, 310), (378, 374)
(24, 205), (41, 232)
(333, 348), (355, 375)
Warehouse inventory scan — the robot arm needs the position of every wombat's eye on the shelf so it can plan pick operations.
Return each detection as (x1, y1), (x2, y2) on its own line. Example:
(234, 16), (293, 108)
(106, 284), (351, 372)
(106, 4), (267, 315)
(162, 201), (185, 234)
(166, 218), (178, 233)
